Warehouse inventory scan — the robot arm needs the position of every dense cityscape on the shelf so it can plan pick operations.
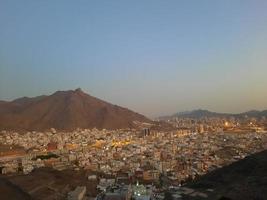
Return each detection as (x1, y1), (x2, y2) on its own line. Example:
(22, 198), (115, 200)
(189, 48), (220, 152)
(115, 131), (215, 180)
(1, 116), (266, 199)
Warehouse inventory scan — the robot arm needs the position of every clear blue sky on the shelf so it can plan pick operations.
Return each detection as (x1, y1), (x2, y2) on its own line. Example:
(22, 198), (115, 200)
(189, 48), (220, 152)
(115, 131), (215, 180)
(1, 0), (267, 117)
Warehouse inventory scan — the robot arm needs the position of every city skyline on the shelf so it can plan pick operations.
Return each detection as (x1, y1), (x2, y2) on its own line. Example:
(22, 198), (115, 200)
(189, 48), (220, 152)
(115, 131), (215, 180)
(1, 0), (267, 117)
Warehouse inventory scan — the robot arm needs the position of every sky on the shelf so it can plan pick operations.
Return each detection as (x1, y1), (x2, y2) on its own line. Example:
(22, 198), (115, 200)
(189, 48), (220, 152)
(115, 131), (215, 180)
(0, 0), (267, 118)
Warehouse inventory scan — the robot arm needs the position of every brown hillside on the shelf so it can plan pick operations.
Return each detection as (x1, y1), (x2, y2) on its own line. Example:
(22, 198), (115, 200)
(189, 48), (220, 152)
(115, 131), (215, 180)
(0, 88), (151, 131)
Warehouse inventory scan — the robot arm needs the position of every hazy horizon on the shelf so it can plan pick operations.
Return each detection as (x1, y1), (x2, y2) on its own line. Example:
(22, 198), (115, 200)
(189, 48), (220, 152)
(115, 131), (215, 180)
(1, 0), (267, 117)
(1, 87), (266, 119)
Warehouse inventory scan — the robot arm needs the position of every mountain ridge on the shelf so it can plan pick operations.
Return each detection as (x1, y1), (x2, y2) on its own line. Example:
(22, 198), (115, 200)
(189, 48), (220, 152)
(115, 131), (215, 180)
(160, 109), (267, 119)
(0, 88), (151, 131)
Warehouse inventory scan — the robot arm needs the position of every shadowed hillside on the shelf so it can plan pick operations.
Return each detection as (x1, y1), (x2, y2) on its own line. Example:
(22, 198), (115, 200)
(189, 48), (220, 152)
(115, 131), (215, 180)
(184, 150), (267, 200)
(0, 178), (33, 200)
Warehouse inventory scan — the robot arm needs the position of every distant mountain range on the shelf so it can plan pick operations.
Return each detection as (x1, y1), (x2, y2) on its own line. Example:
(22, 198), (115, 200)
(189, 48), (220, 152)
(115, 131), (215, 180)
(160, 109), (267, 119)
(0, 88), (151, 131)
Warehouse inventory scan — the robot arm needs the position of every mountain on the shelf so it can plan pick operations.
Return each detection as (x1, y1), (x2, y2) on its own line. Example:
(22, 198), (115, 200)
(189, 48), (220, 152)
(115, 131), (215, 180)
(161, 109), (267, 119)
(0, 88), (151, 131)
(184, 150), (267, 200)
(175, 109), (228, 118)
